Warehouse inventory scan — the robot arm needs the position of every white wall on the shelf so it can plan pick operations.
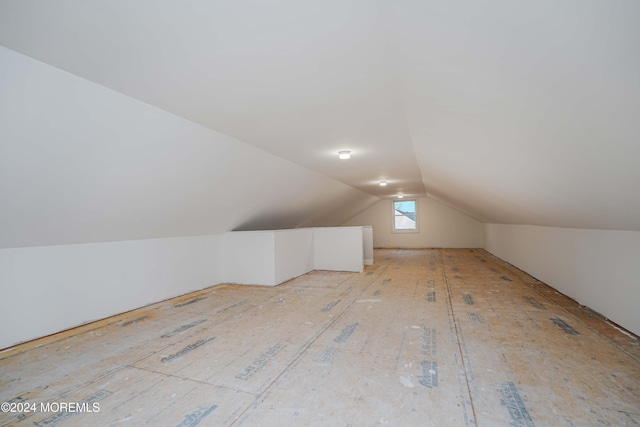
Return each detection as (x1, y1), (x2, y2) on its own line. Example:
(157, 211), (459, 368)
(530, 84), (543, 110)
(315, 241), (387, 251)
(485, 224), (640, 336)
(1, 226), (367, 348)
(221, 231), (276, 286)
(344, 197), (484, 248)
(221, 229), (316, 287)
(222, 227), (365, 287)
(313, 227), (364, 273)
(362, 226), (374, 265)
(274, 229), (315, 285)
(0, 235), (221, 349)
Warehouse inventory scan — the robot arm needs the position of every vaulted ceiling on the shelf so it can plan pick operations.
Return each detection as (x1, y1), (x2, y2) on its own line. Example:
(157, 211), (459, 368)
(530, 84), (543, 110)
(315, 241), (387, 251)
(1, 0), (639, 247)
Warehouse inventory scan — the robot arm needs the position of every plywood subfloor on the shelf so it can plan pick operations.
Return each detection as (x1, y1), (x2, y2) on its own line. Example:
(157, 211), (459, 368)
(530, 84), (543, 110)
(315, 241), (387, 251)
(1, 249), (639, 426)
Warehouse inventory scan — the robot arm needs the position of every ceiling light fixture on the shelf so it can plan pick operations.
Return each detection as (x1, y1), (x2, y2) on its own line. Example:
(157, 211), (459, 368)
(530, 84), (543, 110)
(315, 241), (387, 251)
(398, 195), (404, 198)
(338, 150), (351, 160)
(379, 180), (387, 186)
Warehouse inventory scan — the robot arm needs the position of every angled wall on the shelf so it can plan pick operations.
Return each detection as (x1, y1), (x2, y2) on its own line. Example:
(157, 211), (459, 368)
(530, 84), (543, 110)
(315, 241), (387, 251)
(0, 46), (378, 249)
(485, 224), (640, 337)
(0, 46), (378, 349)
(344, 197), (484, 248)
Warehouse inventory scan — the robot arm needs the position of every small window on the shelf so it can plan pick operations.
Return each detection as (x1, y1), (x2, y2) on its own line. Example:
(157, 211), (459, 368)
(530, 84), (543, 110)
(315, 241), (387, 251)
(392, 199), (418, 232)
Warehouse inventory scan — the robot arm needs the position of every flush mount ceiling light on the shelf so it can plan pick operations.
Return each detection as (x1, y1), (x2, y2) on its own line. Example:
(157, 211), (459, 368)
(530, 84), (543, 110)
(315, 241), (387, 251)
(338, 150), (351, 160)
(398, 195), (404, 198)
(379, 180), (387, 186)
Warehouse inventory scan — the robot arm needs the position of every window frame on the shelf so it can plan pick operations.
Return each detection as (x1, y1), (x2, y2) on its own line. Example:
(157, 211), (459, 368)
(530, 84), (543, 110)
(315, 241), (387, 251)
(391, 199), (419, 233)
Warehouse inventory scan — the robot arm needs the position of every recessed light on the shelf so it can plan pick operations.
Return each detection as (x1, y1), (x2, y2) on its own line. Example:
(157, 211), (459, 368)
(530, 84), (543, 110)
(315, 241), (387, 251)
(379, 180), (387, 186)
(338, 150), (351, 160)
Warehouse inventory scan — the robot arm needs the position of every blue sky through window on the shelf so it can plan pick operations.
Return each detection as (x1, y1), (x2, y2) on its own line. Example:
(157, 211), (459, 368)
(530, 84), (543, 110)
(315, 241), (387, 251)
(394, 200), (417, 230)
(394, 201), (416, 215)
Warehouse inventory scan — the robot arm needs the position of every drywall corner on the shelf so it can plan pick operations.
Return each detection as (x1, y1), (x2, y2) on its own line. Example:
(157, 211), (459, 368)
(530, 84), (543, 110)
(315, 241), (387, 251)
(274, 229), (315, 284)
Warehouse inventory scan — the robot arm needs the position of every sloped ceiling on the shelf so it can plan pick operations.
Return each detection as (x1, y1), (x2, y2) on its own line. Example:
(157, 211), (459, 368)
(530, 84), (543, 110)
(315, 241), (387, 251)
(386, 1), (640, 228)
(0, 46), (378, 248)
(1, 0), (639, 241)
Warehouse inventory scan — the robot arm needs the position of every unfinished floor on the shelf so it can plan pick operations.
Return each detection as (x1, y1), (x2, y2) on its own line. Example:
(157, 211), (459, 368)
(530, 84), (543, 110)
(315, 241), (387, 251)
(1, 249), (639, 426)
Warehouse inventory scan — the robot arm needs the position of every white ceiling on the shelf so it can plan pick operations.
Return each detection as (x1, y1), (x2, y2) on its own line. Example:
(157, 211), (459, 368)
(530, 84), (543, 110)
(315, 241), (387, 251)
(0, 45), (379, 248)
(1, 0), (639, 230)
